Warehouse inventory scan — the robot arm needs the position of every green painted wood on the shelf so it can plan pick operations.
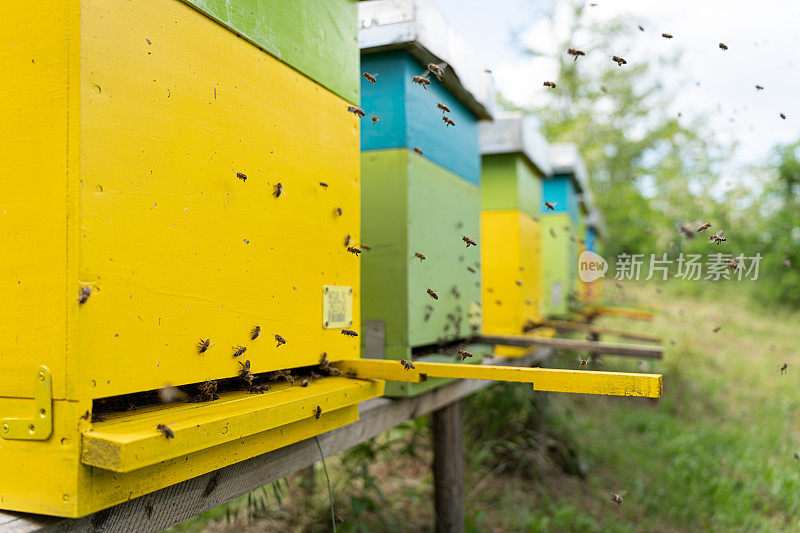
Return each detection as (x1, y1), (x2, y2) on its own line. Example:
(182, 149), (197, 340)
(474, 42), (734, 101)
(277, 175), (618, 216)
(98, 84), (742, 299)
(180, 0), (359, 104)
(541, 214), (573, 317)
(382, 345), (490, 398)
(480, 153), (542, 217)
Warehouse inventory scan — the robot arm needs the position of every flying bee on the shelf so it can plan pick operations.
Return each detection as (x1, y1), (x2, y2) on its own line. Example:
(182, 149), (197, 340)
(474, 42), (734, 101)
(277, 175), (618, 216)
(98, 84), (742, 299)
(543, 81), (557, 88)
(156, 424), (175, 439)
(781, 363), (788, 374)
(544, 201), (555, 211)
(238, 360), (254, 384)
(567, 48), (585, 61)
(347, 105), (365, 117)
(414, 252), (426, 261)
(371, 115), (380, 126)
(400, 359), (415, 370)
(426, 288), (439, 300)
(233, 345), (247, 357)
(427, 62), (447, 80)
(414, 147), (424, 155)
(467, 266), (476, 273)
(697, 222), (712, 232)
(611, 490), (626, 505)
(437, 103), (451, 114)
(755, 85), (764, 90)
(781, 113), (787, 120)
(578, 356), (590, 369)
(250, 325), (261, 340)
(360, 244), (372, 251)
(456, 349), (473, 361)
(78, 286), (91, 304)
(313, 406), (322, 419)
(638, 25), (645, 31)
(723, 258), (739, 271)
(411, 75), (431, 89)
(335, 207), (343, 216)
(712, 326), (721, 333)
(344, 234), (352, 247)
(273, 182), (284, 197)
(662, 33), (673, 39)
(462, 236), (477, 247)
(347, 246), (362, 256)
(549, 229), (556, 238)
(709, 230), (726, 244)
(442, 116), (455, 127)
(197, 338), (213, 354)
(363, 72), (378, 85)
(679, 224), (695, 238)
(275, 334), (287, 347)
(319, 181), (329, 188)
(341, 329), (359, 336)
(612, 55), (627, 66)
(236, 172), (248, 182)
(719, 43), (728, 50)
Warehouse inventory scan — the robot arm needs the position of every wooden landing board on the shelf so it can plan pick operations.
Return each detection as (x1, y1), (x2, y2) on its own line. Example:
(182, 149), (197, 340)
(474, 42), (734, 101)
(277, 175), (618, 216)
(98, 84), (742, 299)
(543, 320), (662, 344)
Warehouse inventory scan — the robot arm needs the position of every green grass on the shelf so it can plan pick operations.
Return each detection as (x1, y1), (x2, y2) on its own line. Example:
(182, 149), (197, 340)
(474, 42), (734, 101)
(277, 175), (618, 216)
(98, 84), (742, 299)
(173, 279), (800, 532)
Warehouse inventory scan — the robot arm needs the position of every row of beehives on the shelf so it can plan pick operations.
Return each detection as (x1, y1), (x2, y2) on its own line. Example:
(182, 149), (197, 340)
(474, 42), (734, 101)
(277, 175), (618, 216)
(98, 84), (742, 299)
(0, 0), (610, 518)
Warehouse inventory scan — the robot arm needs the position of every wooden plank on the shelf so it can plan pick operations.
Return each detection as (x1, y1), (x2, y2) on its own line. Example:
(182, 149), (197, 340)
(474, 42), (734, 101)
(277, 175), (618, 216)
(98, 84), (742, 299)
(432, 400), (464, 533)
(0, 351), (549, 532)
(543, 320), (663, 343)
(478, 334), (663, 359)
(583, 306), (655, 321)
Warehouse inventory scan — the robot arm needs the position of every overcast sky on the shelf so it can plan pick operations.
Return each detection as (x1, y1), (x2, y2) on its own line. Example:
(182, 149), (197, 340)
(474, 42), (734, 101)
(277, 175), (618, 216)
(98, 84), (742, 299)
(428, 0), (800, 171)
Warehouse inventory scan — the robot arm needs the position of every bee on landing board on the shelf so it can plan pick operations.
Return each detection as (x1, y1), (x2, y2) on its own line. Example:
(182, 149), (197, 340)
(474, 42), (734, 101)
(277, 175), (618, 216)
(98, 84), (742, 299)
(347, 246), (362, 256)
(313, 406), (322, 419)
(232, 345), (247, 357)
(400, 359), (415, 370)
(156, 424), (175, 439)
(273, 182), (284, 197)
(462, 236), (477, 247)
(319, 181), (329, 188)
(363, 72), (378, 85)
(197, 338), (213, 354)
(467, 266), (476, 273)
(250, 325), (261, 340)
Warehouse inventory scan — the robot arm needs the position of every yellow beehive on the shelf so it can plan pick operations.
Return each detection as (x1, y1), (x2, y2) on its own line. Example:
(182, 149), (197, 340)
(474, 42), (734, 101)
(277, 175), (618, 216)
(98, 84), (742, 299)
(0, 0), (381, 517)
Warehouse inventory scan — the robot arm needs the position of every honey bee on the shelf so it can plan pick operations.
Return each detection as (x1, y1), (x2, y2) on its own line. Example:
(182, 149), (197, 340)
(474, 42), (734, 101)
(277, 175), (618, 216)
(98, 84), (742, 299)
(275, 334), (287, 347)
(462, 236), (477, 247)
(400, 359), (415, 370)
(426, 288), (439, 300)
(567, 48), (585, 61)
(335, 207), (343, 216)
(344, 234), (352, 247)
(360, 244), (372, 251)
(442, 116), (455, 127)
(156, 424), (175, 439)
(363, 72), (378, 85)
(611, 491), (626, 505)
(313, 406), (322, 419)
(638, 25), (645, 31)
(411, 75), (431, 89)
(414, 252), (426, 261)
(679, 224), (695, 238)
(578, 356), (591, 368)
(347, 105), (365, 117)
(781, 363), (788, 374)
(427, 62), (447, 80)
(197, 380), (218, 402)
(274, 369), (294, 385)
(437, 103), (451, 114)
(80, 410), (91, 421)
(467, 266), (476, 273)
(611, 55), (627, 66)
(456, 349), (473, 361)
(697, 222), (712, 232)
(238, 360), (253, 384)
(662, 33), (673, 39)
(781, 113), (787, 120)
(755, 85), (764, 90)
(414, 147), (424, 155)
(712, 326), (721, 333)
(250, 325), (261, 340)
(197, 338), (213, 354)
(347, 246), (362, 256)
(232, 345), (247, 357)
(273, 182), (284, 197)
(709, 230), (726, 244)
(301, 379), (309, 387)
(319, 181), (329, 188)
(515, 280), (523, 286)
(341, 329), (359, 337)
(723, 258), (739, 271)
(249, 384), (270, 394)
(719, 43), (728, 50)
(544, 201), (555, 211)
(236, 172), (248, 182)
(371, 115), (380, 126)
(549, 229), (556, 238)
(78, 286), (91, 304)
(543, 81), (557, 89)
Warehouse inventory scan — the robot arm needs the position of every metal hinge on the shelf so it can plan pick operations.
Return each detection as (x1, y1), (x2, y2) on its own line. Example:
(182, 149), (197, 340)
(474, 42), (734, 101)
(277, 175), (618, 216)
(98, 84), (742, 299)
(2, 366), (53, 440)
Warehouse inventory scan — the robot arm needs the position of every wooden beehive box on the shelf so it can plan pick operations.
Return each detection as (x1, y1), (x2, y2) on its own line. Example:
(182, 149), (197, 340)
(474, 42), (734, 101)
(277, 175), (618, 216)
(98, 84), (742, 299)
(359, 0), (495, 396)
(0, 0), (384, 518)
(479, 113), (550, 355)
(541, 143), (589, 317)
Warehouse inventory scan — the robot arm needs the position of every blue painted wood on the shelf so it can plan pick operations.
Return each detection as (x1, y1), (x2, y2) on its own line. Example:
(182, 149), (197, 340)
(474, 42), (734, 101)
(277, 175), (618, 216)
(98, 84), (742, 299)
(541, 175), (579, 220)
(360, 50), (480, 185)
(586, 227), (598, 251)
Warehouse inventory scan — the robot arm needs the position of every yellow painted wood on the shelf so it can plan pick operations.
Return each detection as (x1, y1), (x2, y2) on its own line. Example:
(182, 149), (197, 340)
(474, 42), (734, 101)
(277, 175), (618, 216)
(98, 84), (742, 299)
(1, 367), (52, 441)
(334, 359), (663, 398)
(82, 378), (383, 472)
(584, 306), (655, 321)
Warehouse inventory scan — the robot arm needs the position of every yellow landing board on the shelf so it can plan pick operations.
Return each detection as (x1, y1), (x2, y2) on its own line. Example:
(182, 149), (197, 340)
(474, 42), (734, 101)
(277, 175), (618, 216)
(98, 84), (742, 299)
(82, 378), (383, 472)
(334, 359), (662, 398)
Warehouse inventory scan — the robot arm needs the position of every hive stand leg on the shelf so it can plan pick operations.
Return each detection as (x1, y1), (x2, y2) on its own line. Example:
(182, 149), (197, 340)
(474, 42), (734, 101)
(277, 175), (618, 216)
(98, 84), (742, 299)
(432, 400), (465, 533)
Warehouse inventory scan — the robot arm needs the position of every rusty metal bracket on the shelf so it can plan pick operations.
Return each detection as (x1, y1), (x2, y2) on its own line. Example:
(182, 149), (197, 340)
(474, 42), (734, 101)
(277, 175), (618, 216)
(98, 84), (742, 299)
(2, 366), (53, 440)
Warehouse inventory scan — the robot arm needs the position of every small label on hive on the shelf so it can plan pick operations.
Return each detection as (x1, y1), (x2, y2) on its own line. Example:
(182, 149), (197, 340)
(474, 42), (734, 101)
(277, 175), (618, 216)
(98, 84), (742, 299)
(323, 286), (353, 329)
